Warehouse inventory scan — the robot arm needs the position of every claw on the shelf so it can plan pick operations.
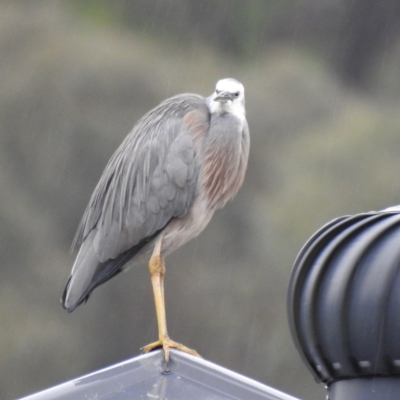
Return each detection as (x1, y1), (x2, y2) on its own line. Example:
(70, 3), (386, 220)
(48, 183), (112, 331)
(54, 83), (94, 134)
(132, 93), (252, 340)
(141, 336), (200, 362)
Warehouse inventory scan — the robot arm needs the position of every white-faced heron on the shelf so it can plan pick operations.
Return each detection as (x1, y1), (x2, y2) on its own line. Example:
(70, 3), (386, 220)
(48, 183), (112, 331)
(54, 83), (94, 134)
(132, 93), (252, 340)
(62, 78), (250, 361)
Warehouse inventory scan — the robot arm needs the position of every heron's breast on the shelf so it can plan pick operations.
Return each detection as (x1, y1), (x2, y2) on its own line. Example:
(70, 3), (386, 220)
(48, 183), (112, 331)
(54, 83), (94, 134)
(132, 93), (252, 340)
(201, 115), (248, 209)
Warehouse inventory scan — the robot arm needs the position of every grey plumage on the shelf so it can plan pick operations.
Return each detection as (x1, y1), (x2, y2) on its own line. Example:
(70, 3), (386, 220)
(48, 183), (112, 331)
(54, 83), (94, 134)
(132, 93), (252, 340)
(62, 79), (249, 313)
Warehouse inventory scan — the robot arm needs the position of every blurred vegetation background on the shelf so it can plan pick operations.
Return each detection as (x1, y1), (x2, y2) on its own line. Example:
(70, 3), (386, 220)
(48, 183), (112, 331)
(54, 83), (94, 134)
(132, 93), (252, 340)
(2, 1), (400, 399)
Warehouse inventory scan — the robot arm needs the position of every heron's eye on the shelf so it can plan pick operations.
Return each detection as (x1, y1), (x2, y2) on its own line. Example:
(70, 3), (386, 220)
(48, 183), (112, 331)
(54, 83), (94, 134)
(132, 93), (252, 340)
(234, 92), (240, 98)
(216, 89), (221, 94)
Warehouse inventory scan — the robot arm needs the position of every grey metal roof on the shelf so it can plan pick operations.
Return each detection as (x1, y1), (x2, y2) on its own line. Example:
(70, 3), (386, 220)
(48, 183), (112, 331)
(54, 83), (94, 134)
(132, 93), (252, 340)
(20, 350), (300, 400)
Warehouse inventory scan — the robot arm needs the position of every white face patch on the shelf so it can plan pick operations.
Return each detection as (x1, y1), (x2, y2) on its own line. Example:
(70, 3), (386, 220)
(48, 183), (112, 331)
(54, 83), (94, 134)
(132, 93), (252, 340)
(215, 79), (244, 95)
(209, 78), (246, 119)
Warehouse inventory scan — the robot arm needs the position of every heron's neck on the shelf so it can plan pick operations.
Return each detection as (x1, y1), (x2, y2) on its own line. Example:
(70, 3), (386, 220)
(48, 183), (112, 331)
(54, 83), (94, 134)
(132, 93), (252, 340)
(201, 113), (247, 209)
(208, 101), (246, 122)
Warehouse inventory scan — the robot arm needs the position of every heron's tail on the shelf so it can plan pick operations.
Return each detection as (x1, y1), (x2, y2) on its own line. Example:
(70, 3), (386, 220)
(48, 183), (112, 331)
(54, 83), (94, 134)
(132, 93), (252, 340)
(62, 226), (167, 312)
(62, 234), (101, 312)
(61, 243), (130, 312)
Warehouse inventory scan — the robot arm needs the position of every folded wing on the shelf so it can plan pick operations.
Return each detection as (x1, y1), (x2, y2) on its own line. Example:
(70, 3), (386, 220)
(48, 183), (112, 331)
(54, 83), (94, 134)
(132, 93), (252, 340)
(62, 94), (209, 311)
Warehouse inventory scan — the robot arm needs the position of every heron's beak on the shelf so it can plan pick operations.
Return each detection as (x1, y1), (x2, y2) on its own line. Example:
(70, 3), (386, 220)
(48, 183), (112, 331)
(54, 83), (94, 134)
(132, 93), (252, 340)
(214, 91), (235, 102)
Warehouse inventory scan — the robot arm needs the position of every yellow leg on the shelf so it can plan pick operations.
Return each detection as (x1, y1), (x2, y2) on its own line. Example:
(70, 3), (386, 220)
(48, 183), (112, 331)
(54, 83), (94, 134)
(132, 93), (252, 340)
(141, 236), (200, 362)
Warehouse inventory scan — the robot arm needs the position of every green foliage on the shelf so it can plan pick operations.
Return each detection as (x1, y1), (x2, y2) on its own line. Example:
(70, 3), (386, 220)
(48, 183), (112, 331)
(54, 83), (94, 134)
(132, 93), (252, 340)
(1, 2), (400, 400)
(65, 0), (400, 88)
(68, 0), (116, 27)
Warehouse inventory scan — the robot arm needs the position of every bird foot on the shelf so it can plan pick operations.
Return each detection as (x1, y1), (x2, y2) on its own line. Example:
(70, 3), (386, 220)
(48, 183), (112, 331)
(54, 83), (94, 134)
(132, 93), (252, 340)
(141, 336), (200, 362)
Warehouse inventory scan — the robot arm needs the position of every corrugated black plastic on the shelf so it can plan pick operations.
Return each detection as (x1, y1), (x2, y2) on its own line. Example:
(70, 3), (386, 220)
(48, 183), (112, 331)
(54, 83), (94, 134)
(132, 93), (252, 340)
(288, 210), (400, 385)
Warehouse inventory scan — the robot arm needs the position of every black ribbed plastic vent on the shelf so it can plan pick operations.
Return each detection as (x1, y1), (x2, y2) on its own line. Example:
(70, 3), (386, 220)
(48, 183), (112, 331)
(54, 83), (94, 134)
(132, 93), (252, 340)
(287, 210), (400, 385)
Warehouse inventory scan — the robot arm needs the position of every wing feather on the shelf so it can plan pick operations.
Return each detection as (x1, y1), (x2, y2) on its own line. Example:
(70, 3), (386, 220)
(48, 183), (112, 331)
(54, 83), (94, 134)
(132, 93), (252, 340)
(64, 94), (211, 311)
(73, 94), (208, 266)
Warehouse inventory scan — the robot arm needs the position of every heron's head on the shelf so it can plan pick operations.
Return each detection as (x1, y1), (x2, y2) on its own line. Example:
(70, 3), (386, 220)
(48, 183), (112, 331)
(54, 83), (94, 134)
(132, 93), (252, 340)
(209, 78), (245, 117)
